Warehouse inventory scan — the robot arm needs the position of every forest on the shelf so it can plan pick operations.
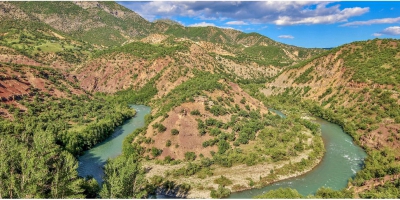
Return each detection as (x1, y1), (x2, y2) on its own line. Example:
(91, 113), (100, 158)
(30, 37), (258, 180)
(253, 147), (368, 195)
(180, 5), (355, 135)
(0, 72), (135, 197)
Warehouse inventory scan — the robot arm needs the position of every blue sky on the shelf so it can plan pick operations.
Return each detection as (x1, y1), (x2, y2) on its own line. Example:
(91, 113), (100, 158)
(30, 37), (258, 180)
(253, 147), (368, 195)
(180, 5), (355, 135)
(118, 1), (400, 48)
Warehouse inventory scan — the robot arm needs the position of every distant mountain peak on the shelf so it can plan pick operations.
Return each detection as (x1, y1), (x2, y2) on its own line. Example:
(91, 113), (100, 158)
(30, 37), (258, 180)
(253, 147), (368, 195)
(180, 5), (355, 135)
(154, 18), (183, 26)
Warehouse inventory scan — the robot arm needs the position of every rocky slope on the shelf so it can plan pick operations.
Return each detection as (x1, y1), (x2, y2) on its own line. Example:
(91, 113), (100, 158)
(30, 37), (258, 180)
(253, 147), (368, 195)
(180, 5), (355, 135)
(3, 1), (399, 198)
(261, 38), (400, 195)
(3, 1), (151, 47)
(133, 78), (323, 198)
(0, 62), (86, 119)
(1, 1), (325, 100)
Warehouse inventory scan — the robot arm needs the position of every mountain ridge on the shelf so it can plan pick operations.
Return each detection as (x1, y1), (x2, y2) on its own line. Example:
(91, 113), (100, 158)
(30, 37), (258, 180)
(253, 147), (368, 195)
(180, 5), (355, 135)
(0, 1), (399, 199)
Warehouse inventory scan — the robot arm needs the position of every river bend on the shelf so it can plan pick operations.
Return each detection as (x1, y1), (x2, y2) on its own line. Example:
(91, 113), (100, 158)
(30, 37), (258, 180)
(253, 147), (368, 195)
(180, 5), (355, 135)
(78, 106), (366, 198)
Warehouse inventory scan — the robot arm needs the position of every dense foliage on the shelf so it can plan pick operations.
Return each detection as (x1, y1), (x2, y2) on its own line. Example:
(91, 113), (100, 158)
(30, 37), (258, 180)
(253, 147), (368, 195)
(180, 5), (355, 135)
(339, 39), (400, 85)
(0, 65), (138, 197)
(254, 188), (303, 199)
(255, 83), (400, 198)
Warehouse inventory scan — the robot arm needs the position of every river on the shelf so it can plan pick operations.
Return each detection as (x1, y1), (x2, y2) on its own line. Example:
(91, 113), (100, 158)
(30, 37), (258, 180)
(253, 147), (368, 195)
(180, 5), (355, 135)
(77, 105), (151, 184)
(229, 109), (367, 198)
(77, 106), (366, 198)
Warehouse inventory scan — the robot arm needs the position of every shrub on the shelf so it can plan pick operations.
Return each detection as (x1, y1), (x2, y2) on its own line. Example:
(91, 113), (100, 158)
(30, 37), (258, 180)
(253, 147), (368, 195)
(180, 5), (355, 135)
(254, 188), (303, 198)
(213, 175), (233, 186)
(164, 156), (173, 163)
(240, 97), (246, 104)
(171, 129), (179, 135)
(184, 152), (197, 161)
(210, 185), (231, 198)
(210, 128), (222, 136)
(217, 140), (230, 154)
(151, 147), (163, 157)
(190, 109), (200, 115)
(153, 123), (167, 132)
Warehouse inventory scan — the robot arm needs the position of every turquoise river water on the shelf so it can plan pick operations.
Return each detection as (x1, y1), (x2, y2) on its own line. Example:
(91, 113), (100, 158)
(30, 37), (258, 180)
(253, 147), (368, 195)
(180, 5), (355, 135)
(78, 106), (366, 198)
(77, 105), (151, 184)
(229, 109), (367, 198)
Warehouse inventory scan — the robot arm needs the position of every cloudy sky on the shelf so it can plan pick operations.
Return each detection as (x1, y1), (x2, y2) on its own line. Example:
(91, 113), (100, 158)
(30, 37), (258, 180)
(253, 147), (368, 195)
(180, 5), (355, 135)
(118, 1), (400, 48)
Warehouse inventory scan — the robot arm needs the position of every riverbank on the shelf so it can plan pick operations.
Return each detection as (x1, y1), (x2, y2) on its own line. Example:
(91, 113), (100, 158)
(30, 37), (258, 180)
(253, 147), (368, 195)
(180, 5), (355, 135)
(229, 117), (367, 198)
(78, 105), (151, 184)
(150, 153), (323, 198)
(145, 131), (324, 199)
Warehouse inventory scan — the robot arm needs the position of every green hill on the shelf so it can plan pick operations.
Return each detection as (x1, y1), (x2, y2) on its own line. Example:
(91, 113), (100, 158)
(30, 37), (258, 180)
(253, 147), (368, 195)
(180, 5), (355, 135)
(1, 1), (399, 199)
(261, 38), (400, 197)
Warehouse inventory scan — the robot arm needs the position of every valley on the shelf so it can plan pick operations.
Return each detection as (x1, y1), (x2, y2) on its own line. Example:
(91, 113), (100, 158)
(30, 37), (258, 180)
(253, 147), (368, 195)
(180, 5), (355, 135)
(0, 1), (399, 199)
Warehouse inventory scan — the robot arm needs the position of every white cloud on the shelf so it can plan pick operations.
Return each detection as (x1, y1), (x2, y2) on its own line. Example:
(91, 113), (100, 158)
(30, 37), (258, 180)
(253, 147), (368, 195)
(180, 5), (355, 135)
(373, 26), (400, 36)
(274, 7), (369, 25)
(198, 16), (218, 21)
(372, 33), (382, 37)
(341, 17), (400, 27)
(119, 1), (370, 26)
(379, 26), (400, 35)
(188, 22), (216, 27)
(226, 21), (248, 25)
(278, 35), (294, 39)
(187, 22), (236, 30)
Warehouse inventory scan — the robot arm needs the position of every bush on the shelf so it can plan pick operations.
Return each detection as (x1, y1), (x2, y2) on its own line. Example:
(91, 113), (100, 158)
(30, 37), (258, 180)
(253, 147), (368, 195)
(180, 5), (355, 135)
(190, 109), (201, 115)
(184, 151), (197, 161)
(315, 187), (353, 198)
(171, 129), (179, 135)
(213, 175), (233, 186)
(151, 147), (163, 157)
(254, 188), (303, 198)
(210, 128), (222, 136)
(152, 123), (167, 132)
(164, 156), (173, 163)
(210, 185), (231, 198)
(217, 140), (230, 154)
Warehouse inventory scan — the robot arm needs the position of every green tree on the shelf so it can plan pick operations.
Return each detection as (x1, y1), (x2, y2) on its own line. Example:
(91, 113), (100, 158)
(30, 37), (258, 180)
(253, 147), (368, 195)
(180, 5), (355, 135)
(314, 187), (353, 198)
(171, 128), (179, 135)
(184, 152), (197, 161)
(218, 140), (230, 154)
(254, 188), (303, 198)
(210, 185), (231, 198)
(81, 176), (100, 198)
(100, 156), (149, 198)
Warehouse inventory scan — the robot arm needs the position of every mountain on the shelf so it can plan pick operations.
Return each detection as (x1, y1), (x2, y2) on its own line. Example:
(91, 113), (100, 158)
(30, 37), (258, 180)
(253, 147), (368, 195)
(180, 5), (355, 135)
(3, 1), (151, 47)
(261, 38), (400, 196)
(263, 39), (400, 145)
(1, 1), (324, 95)
(0, 1), (399, 199)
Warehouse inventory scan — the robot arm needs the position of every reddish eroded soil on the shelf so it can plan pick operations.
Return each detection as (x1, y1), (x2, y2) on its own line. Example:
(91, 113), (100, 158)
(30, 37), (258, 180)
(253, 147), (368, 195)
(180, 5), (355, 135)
(0, 65), (85, 105)
(360, 123), (400, 155)
(0, 46), (77, 70)
(145, 103), (219, 160)
(141, 81), (269, 161)
(260, 41), (400, 195)
(75, 53), (172, 93)
(353, 173), (400, 196)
